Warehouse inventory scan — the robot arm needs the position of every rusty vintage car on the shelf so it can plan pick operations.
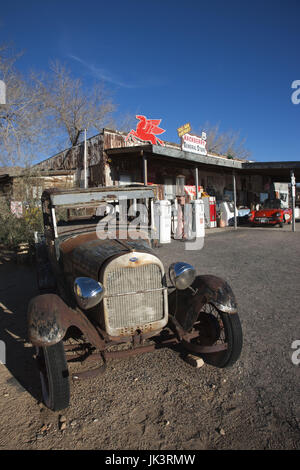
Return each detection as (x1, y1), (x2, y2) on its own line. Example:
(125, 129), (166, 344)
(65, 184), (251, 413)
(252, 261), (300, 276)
(28, 186), (243, 411)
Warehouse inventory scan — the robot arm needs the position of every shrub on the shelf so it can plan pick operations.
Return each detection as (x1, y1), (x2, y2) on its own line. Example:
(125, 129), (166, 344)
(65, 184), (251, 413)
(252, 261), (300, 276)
(0, 204), (43, 249)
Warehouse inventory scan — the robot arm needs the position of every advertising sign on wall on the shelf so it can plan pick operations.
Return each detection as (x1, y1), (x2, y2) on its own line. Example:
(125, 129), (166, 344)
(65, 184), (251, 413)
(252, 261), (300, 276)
(184, 185), (203, 198)
(10, 201), (23, 218)
(182, 133), (207, 156)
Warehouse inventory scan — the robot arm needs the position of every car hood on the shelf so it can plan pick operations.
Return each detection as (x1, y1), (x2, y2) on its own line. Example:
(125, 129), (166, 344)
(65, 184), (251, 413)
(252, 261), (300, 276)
(62, 236), (154, 280)
(254, 209), (280, 217)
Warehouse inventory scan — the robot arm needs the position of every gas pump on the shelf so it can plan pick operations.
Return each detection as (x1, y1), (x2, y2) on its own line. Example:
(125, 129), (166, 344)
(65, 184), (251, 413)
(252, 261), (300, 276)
(175, 175), (186, 239)
(203, 196), (217, 228)
(188, 199), (205, 238)
(154, 200), (171, 243)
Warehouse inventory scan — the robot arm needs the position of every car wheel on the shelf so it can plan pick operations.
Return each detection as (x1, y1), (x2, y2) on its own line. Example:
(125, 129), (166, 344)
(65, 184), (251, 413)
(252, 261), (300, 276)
(184, 303), (243, 368)
(36, 341), (70, 411)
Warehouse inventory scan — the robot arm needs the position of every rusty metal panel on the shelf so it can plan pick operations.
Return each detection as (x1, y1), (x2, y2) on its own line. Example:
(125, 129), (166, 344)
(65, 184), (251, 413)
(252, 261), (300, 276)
(71, 238), (154, 280)
(27, 293), (106, 349)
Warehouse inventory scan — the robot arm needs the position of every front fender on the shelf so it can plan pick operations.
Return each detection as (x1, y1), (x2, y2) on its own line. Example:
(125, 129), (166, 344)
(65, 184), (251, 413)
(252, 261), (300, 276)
(27, 294), (105, 348)
(168, 275), (237, 332)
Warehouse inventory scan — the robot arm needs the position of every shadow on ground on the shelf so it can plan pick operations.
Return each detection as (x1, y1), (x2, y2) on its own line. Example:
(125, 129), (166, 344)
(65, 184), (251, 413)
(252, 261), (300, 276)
(0, 260), (41, 403)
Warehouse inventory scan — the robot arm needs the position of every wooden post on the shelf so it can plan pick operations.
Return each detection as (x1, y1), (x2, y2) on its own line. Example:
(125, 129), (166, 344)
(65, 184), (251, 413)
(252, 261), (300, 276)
(233, 171), (237, 230)
(142, 150), (147, 186)
(291, 170), (296, 232)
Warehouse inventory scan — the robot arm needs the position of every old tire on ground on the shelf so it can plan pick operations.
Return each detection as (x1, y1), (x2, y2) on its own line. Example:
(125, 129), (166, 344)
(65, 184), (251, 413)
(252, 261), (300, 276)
(36, 341), (70, 411)
(187, 304), (243, 368)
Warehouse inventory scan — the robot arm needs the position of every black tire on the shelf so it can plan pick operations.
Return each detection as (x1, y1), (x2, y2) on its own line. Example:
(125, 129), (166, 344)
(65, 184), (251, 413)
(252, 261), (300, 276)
(36, 341), (70, 411)
(188, 303), (243, 368)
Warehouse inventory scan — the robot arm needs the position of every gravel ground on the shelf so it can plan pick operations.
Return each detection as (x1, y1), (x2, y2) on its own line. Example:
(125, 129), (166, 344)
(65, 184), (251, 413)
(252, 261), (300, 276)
(0, 226), (299, 450)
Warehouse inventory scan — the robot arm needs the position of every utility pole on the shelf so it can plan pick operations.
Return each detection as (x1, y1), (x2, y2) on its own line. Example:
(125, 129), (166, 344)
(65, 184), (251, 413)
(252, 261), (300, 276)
(195, 167), (199, 199)
(291, 170), (296, 232)
(84, 129), (88, 189)
(233, 171), (237, 230)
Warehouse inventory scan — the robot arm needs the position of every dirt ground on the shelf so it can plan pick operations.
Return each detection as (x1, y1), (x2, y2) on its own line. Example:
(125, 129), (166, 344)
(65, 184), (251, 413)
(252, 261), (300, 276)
(0, 226), (299, 450)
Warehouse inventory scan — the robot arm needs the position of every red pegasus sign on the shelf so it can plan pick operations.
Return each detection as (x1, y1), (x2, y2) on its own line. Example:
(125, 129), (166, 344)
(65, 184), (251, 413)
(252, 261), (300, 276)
(126, 115), (165, 145)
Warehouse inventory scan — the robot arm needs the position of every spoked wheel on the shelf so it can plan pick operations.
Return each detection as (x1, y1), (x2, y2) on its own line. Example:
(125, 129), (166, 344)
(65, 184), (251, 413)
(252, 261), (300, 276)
(35, 341), (70, 411)
(187, 303), (243, 368)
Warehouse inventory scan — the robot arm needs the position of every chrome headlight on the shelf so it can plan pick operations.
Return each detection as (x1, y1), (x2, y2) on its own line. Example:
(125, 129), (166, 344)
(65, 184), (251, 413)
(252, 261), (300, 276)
(74, 277), (105, 310)
(169, 262), (196, 290)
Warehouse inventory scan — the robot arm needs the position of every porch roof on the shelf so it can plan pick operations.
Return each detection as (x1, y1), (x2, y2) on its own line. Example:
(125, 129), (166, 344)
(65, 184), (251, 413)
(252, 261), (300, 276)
(106, 144), (300, 181)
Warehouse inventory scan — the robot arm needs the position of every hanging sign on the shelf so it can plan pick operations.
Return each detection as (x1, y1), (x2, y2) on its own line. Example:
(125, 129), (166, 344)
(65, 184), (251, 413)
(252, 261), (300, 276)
(177, 123), (191, 138)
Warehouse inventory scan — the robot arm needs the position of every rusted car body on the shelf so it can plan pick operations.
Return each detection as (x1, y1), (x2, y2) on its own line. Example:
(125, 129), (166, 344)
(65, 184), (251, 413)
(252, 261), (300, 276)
(28, 186), (243, 410)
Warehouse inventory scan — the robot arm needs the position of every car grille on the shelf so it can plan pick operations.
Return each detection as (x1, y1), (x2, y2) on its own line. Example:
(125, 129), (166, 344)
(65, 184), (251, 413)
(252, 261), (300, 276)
(104, 264), (165, 330)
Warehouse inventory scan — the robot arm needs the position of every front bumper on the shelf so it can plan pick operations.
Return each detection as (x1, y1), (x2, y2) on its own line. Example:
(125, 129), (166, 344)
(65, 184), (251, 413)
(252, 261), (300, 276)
(253, 218), (281, 225)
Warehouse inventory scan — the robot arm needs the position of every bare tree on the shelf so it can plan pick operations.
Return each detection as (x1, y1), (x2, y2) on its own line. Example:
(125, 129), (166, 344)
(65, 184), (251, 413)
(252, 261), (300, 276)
(0, 47), (132, 167)
(114, 112), (137, 134)
(36, 61), (116, 147)
(196, 122), (251, 160)
(0, 44), (47, 167)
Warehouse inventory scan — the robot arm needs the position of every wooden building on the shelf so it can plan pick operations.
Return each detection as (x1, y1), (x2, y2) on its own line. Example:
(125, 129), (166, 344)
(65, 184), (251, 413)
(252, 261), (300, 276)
(34, 128), (269, 207)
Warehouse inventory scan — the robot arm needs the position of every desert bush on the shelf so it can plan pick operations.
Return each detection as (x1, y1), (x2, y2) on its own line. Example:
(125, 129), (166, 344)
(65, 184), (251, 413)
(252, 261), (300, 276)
(0, 203), (43, 249)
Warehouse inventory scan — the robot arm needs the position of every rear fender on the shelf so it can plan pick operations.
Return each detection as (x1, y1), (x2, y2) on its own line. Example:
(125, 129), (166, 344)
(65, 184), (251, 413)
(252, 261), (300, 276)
(168, 275), (237, 332)
(27, 294), (105, 348)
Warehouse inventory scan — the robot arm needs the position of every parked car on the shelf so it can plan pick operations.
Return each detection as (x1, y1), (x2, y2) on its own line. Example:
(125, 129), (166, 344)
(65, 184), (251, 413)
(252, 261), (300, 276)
(28, 186), (243, 411)
(237, 206), (251, 225)
(249, 198), (292, 227)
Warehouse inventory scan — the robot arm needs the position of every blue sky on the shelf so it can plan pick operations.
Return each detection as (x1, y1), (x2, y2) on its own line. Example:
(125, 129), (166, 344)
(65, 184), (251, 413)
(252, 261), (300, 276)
(1, 0), (300, 162)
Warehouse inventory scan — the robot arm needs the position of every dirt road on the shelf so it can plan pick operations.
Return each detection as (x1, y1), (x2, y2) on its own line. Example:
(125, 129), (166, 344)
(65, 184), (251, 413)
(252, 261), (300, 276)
(0, 227), (299, 450)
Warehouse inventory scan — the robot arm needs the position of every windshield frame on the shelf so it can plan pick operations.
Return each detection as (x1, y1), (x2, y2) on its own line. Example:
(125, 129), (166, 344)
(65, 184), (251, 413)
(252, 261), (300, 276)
(262, 199), (283, 210)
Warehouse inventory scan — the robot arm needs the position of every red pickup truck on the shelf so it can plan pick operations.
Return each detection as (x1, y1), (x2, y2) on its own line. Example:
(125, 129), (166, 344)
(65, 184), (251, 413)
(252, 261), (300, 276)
(249, 199), (292, 227)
